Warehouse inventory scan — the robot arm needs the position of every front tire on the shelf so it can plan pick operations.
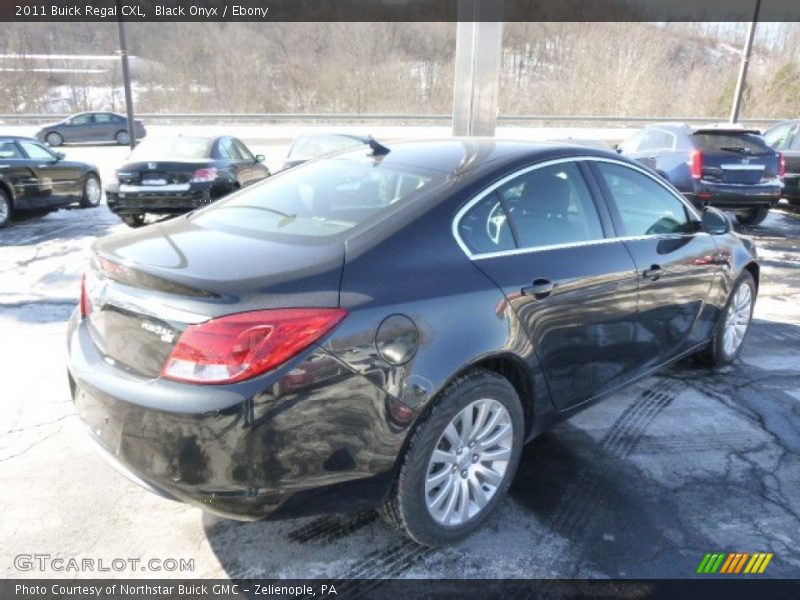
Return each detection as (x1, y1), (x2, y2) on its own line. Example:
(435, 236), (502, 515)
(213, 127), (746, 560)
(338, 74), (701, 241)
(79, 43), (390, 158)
(735, 207), (769, 226)
(381, 370), (524, 546)
(79, 174), (102, 208)
(120, 213), (145, 228)
(0, 188), (11, 228)
(701, 271), (756, 366)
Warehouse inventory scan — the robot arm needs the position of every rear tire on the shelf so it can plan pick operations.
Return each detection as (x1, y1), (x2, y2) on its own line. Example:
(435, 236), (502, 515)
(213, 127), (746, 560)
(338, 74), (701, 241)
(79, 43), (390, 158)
(79, 174), (102, 208)
(0, 188), (11, 228)
(45, 132), (64, 147)
(380, 370), (524, 547)
(115, 130), (130, 146)
(699, 271), (756, 367)
(120, 213), (145, 228)
(735, 207), (769, 226)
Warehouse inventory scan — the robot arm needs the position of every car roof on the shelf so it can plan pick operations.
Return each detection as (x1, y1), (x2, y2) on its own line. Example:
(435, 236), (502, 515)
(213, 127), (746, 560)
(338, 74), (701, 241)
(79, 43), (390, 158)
(332, 138), (621, 175)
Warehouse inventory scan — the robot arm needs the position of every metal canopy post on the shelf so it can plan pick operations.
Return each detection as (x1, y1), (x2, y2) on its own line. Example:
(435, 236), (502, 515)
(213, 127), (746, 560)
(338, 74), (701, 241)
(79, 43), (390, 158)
(729, 0), (761, 124)
(452, 0), (504, 137)
(117, 0), (137, 150)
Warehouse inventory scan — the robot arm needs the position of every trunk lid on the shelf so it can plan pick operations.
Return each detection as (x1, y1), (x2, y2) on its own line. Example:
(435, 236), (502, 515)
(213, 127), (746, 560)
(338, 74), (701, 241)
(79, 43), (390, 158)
(116, 160), (213, 186)
(85, 217), (344, 378)
(691, 131), (779, 185)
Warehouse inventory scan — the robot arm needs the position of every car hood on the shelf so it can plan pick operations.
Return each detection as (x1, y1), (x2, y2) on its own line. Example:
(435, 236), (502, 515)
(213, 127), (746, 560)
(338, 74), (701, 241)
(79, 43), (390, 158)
(93, 216), (344, 310)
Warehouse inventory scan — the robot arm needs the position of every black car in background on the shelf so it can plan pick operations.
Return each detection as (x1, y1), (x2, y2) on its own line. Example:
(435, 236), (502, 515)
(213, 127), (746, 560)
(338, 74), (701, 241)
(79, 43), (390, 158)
(68, 140), (759, 546)
(0, 136), (101, 228)
(619, 123), (783, 225)
(35, 112), (147, 146)
(106, 135), (270, 227)
(763, 119), (800, 205)
(283, 133), (371, 169)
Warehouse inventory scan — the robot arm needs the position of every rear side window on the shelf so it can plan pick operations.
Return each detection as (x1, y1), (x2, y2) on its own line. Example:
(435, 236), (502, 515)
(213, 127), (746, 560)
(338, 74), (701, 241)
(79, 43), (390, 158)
(94, 113), (113, 123)
(0, 141), (23, 159)
(691, 133), (770, 155)
(457, 162), (605, 254)
(596, 162), (693, 237)
(192, 156), (444, 238)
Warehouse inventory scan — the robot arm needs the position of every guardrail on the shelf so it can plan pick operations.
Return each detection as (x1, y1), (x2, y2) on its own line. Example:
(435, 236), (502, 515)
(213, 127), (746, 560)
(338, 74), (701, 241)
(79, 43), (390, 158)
(0, 113), (788, 126)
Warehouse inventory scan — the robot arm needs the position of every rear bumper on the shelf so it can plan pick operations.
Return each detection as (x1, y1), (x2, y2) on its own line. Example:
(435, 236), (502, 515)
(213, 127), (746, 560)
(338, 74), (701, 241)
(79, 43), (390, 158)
(685, 180), (782, 209)
(66, 310), (408, 520)
(106, 182), (214, 214)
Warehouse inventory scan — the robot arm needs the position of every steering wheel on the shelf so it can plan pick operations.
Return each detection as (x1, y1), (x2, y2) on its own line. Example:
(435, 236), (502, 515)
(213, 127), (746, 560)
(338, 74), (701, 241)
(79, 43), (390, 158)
(645, 216), (680, 236)
(486, 202), (507, 245)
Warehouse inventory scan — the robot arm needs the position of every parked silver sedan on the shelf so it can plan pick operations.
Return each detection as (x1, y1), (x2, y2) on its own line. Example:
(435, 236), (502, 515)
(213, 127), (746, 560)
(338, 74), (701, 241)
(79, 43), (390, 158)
(35, 112), (147, 146)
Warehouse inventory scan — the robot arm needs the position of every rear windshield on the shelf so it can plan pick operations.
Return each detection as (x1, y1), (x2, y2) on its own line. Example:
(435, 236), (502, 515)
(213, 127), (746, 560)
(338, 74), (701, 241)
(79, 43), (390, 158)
(191, 155), (445, 238)
(129, 137), (212, 160)
(691, 132), (770, 155)
(287, 135), (365, 160)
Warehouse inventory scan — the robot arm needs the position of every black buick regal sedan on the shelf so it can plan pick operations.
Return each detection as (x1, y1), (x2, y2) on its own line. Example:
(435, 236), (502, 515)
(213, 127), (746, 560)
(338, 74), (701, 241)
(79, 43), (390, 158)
(0, 136), (102, 228)
(105, 135), (270, 227)
(67, 139), (759, 546)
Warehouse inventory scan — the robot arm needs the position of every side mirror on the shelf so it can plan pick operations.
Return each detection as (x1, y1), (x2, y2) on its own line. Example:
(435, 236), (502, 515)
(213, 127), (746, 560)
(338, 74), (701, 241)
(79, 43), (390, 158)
(701, 206), (731, 235)
(53, 151), (65, 161)
(255, 155), (265, 163)
(613, 144), (623, 154)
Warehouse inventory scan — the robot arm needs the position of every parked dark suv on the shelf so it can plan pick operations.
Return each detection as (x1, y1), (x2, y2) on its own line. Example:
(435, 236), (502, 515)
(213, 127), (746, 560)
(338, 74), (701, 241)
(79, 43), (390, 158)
(619, 123), (784, 225)
(763, 119), (800, 206)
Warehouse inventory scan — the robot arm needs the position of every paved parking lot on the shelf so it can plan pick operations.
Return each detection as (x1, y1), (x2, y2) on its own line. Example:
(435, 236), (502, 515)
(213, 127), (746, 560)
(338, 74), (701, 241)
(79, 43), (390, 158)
(1, 158), (799, 579)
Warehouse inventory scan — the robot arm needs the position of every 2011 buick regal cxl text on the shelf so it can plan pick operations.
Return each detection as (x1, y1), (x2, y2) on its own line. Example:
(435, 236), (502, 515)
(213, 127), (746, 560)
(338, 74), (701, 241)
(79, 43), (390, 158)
(67, 139), (759, 546)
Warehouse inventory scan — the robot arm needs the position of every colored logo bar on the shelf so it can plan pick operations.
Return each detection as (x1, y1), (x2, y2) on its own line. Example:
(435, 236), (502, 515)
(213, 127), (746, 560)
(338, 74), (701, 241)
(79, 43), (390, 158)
(696, 552), (773, 574)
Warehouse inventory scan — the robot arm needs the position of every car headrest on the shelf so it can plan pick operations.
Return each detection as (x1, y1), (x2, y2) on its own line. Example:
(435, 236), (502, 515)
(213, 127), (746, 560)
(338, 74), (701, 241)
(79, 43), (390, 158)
(518, 172), (571, 217)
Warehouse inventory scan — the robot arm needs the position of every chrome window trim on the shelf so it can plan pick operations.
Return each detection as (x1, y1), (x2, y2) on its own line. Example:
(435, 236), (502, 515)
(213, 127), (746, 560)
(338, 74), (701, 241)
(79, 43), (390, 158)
(452, 155), (702, 261)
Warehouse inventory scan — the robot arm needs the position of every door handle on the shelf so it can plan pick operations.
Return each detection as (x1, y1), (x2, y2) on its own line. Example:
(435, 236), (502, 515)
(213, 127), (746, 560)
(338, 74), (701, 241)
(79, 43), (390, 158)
(642, 264), (663, 281)
(521, 278), (555, 299)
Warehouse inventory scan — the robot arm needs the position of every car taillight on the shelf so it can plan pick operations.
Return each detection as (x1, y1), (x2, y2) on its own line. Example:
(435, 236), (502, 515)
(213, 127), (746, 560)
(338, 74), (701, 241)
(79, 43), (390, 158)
(80, 274), (92, 318)
(161, 308), (347, 384)
(191, 167), (218, 183)
(689, 149), (703, 180)
(778, 153), (786, 180)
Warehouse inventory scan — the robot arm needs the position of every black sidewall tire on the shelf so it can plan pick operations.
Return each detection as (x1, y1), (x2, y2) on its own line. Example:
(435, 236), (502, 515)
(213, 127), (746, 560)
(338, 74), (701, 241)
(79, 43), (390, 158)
(387, 370), (524, 546)
(707, 271), (756, 366)
(735, 207), (769, 226)
(121, 213), (145, 228)
(80, 174), (101, 208)
(0, 190), (10, 228)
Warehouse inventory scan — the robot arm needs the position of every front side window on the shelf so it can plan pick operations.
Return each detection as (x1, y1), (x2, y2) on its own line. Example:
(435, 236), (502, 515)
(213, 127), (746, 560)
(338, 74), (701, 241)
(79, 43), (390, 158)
(192, 155), (444, 238)
(763, 124), (792, 150)
(595, 162), (693, 236)
(19, 141), (56, 161)
(234, 139), (254, 161)
(70, 114), (92, 125)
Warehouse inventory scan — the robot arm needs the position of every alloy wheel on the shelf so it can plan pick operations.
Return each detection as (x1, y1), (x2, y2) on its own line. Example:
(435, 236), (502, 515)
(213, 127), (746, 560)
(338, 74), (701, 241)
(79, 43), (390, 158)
(0, 195), (9, 226)
(84, 177), (101, 206)
(425, 398), (513, 527)
(723, 283), (752, 356)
